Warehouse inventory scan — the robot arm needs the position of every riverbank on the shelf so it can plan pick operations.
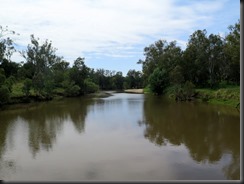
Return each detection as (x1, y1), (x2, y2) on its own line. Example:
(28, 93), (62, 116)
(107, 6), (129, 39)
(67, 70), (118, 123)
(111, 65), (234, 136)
(1, 82), (240, 110)
(144, 85), (240, 109)
(195, 86), (240, 108)
(124, 89), (144, 94)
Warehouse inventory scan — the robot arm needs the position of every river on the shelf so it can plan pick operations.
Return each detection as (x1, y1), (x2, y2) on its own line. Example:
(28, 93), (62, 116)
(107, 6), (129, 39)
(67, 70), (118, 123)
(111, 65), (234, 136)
(0, 92), (240, 181)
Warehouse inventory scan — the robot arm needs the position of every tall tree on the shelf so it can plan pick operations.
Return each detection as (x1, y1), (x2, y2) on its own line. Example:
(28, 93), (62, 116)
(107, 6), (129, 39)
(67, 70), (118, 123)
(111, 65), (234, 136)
(21, 35), (60, 96)
(69, 57), (89, 94)
(138, 40), (182, 86)
(0, 25), (18, 61)
(206, 34), (224, 87)
(223, 20), (240, 84)
(182, 29), (209, 87)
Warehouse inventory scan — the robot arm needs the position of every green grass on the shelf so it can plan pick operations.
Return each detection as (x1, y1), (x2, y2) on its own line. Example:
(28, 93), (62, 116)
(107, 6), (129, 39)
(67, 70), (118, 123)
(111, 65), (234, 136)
(196, 85), (240, 108)
(11, 81), (37, 98)
(144, 83), (240, 108)
(143, 85), (152, 94)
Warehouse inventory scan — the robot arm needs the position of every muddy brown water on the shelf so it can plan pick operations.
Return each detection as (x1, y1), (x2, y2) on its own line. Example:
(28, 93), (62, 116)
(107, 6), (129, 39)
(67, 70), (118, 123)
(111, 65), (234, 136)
(0, 92), (240, 181)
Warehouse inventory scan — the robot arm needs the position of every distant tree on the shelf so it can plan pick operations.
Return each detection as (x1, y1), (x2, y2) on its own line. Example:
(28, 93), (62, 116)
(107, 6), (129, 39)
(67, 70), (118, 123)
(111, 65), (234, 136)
(113, 71), (124, 90)
(125, 69), (143, 89)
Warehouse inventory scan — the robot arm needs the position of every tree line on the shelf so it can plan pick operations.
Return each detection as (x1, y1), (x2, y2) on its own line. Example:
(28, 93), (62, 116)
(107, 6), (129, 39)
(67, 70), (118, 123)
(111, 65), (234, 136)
(0, 28), (143, 106)
(138, 20), (240, 99)
(0, 20), (240, 105)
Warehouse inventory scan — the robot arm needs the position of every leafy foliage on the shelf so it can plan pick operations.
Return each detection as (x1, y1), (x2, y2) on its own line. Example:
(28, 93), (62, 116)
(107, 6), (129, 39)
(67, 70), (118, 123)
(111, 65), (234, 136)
(84, 78), (99, 93)
(138, 20), (240, 96)
(148, 68), (169, 95)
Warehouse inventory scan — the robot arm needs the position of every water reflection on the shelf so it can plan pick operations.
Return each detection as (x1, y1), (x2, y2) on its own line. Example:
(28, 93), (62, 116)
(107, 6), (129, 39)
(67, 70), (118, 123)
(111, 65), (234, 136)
(0, 97), (94, 158)
(140, 95), (240, 179)
(0, 93), (241, 180)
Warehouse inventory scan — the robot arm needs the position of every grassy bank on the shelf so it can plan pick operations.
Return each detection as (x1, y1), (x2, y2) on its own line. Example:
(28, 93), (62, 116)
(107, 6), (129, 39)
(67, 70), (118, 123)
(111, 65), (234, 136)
(143, 86), (152, 94)
(6, 81), (241, 109)
(145, 85), (240, 108)
(195, 86), (240, 108)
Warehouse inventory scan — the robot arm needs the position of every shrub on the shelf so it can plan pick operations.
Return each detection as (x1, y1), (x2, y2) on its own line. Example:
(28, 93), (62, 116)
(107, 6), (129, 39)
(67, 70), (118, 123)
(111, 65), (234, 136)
(84, 78), (99, 94)
(174, 81), (196, 101)
(62, 80), (81, 97)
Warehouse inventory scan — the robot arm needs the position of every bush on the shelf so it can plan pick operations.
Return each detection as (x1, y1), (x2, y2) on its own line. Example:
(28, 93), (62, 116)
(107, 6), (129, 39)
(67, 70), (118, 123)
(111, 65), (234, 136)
(174, 81), (196, 101)
(84, 78), (99, 94)
(183, 81), (195, 98)
(62, 80), (81, 97)
(67, 85), (81, 96)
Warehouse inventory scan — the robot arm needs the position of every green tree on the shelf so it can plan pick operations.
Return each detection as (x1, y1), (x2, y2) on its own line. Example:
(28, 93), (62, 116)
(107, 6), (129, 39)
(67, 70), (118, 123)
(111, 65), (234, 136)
(69, 57), (89, 94)
(84, 78), (99, 93)
(0, 25), (18, 61)
(125, 69), (143, 89)
(17, 62), (35, 80)
(21, 35), (60, 97)
(62, 80), (80, 97)
(148, 68), (169, 95)
(52, 59), (70, 88)
(206, 34), (224, 88)
(182, 29), (209, 87)
(223, 20), (240, 84)
(0, 58), (20, 78)
(113, 71), (124, 90)
(138, 40), (182, 86)
(169, 65), (184, 85)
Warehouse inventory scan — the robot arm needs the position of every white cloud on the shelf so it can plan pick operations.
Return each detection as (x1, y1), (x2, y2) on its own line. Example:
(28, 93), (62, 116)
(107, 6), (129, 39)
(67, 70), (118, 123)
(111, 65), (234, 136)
(0, 0), (236, 68)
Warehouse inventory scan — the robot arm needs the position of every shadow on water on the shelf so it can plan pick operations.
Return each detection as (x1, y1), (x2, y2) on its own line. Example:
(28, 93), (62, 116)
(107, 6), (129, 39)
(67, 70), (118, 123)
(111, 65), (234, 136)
(139, 95), (240, 180)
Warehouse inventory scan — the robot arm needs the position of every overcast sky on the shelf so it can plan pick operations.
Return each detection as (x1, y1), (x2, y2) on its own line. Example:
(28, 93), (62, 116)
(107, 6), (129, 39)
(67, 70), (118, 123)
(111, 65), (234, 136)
(0, 0), (240, 75)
